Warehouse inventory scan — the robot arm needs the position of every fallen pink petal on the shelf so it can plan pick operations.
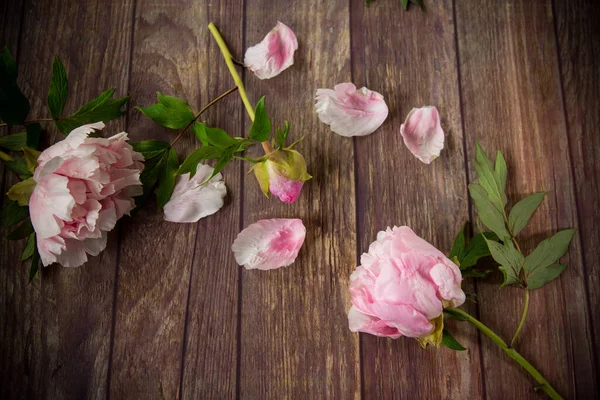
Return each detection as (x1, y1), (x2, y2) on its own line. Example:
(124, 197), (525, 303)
(244, 21), (298, 80)
(231, 218), (306, 270)
(315, 82), (389, 137)
(163, 163), (227, 223)
(400, 106), (445, 164)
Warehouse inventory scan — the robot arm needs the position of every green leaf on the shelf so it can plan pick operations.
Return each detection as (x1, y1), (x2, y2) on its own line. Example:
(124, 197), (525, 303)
(0, 46), (30, 125)
(495, 151), (507, 198)
(29, 243), (40, 283)
(135, 150), (168, 207)
(156, 148), (178, 209)
(56, 88), (129, 134)
(47, 55), (68, 118)
(249, 96), (271, 142)
(7, 177), (36, 206)
(469, 183), (510, 240)
(276, 120), (290, 149)
(7, 218), (33, 240)
(460, 232), (499, 269)
(523, 229), (575, 285)
(193, 122), (238, 148)
(508, 192), (546, 236)
(22, 148), (40, 173)
(449, 223), (467, 260)
(204, 147), (234, 183)
(401, 0), (409, 9)
(5, 156), (32, 177)
(131, 140), (170, 160)
(136, 92), (194, 130)
(485, 239), (524, 287)
(441, 329), (466, 351)
(193, 122), (209, 145)
(21, 233), (35, 261)
(178, 146), (223, 176)
(0, 131), (27, 151)
(527, 264), (567, 290)
(461, 268), (491, 278)
(25, 122), (41, 149)
(474, 142), (506, 212)
(0, 201), (29, 230)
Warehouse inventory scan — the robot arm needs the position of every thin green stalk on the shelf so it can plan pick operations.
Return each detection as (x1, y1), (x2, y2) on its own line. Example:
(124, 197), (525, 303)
(208, 22), (273, 154)
(0, 118), (54, 128)
(445, 308), (563, 400)
(511, 289), (529, 347)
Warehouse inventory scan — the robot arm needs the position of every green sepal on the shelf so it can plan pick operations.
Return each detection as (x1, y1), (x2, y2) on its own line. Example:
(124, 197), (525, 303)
(250, 161), (270, 198)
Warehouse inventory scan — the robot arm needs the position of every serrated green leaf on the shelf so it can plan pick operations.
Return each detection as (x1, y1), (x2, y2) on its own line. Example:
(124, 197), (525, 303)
(22, 148), (40, 173)
(276, 120), (290, 149)
(508, 192), (546, 236)
(29, 243), (40, 282)
(469, 183), (510, 240)
(460, 232), (499, 269)
(47, 55), (68, 118)
(474, 142), (506, 212)
(485, 239), (524, 287)
(441, 329), (466, 351)
(7, 218), (33, 240)
(178, 146), (223, 176)
(449, 223), (467, 260)
(0, 46), (30, 125)
(1, 200), (29, 230)
(21, 233), (35, 261)
(523, 229), (575, 283)
(25, 122), (41, 149)
(136, 92), (194, 130)
(249, 96), (271, 142)
(56, 89), (129, 134)
(527, 263), (567, 290)
(131, 140), (170, 160)
(7, 178), (36, 206)
(156, 148), (178, 209)
(0, 131), (27, 151)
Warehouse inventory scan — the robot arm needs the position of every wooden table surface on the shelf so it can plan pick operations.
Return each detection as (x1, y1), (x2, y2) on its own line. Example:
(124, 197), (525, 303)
(1, 0), (598, 399)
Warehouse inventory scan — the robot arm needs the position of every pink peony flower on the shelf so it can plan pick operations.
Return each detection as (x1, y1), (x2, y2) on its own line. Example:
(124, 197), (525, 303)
(315, 83), (389, 137)
(348, 226), (465, 346)
(232, 218), (306, 270)
(244, 21), (298, 80)
(400, 106), (445, 164)
(163, 163), (227, 223)
(29, 122), (144, 268)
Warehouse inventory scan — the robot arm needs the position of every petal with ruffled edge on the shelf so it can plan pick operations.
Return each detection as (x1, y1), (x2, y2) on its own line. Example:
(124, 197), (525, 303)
(244, 21), (298, 80)
(232, 218), (305, 270)
(400, 106), (444, 164)
(36, 122), (105, 167)
(315, 83), (389, 137)
(348, 306), (402, 339)
(163, 163), (227, 223)
(29, 174), (74, 239)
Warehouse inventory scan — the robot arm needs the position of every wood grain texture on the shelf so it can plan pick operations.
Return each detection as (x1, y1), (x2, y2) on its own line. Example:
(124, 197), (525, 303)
(553, 0), (600, 381)
(456, 0), (596, 398)
(1, 0), (134, 399)
(351, 1), (482, 398)
(239, 1), (360, 398)
(178, 2), (243, 399)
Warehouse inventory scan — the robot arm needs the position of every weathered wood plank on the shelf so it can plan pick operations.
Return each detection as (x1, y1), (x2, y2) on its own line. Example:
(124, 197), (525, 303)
(178, 3), (243, 399)
(108, 0), (242, 398)
(239, 1), (360, 398)
(1, 0), (134, 398)
(554, 0), (600, 380)
(456, 0), (596, 397)
(351, 1), (481, 398)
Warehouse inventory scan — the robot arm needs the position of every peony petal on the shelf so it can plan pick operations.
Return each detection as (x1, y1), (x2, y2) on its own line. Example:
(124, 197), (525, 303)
(268, 171), (304, 204)
(163, 164), (227, 223)
(400, 106), (444, 164)
(29, 174), (75, 239)
(37, 122), (105, 166)
(315, 83), (389, 137)
(348, 306), (402, 339)
(232, 218), (305, 270)
(244, 21), (298, 80)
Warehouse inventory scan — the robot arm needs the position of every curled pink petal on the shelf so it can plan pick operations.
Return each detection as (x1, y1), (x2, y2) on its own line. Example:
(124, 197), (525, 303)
(232, 218), (306, 270)
(266, 161), (304, 203)
(244, 21), (298, 80)
(315, 83), (389, 137)
(163, 163), (227, 223)
(400, 106), (444, 164)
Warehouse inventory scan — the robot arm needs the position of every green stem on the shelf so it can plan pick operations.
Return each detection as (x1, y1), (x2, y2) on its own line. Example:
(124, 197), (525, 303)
(208, 22), (273, 154)
(511, 289), (529, 347)
(446, 308), (563, 400)
(0, 118), (54, 128)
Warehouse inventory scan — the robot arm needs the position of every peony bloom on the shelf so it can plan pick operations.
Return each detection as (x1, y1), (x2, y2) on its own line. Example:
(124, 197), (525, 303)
(232, 218), (306, 270)
(250, 148), (311, 204)
(244, 21), (298, 80)
(315, 83), (389, 137)
(163, 163), (227, 223)
(400, 106), (445, 164)
(348, 226), (465, 346)
(29, 122), (144, 268)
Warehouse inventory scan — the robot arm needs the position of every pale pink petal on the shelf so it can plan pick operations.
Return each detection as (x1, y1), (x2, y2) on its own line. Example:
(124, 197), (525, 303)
(37, 122), (105, 166)
(29, 174), (75, 239)
(84, 233), (108, 256)
(232, 218), (306, 270)
(348, 306), (402, 339)
(37, 236), (65, 266)
(315, 83), (389, 137)
(244, 21), (298, 80)
(400, 106), (444, 164)
(163, 164), (227, 223)
(55, 238), (88, 268)
(430, 262), (466, 307)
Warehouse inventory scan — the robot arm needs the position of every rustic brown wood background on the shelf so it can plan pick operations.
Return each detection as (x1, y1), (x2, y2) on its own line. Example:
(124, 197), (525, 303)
(1, 0), (598, 398)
